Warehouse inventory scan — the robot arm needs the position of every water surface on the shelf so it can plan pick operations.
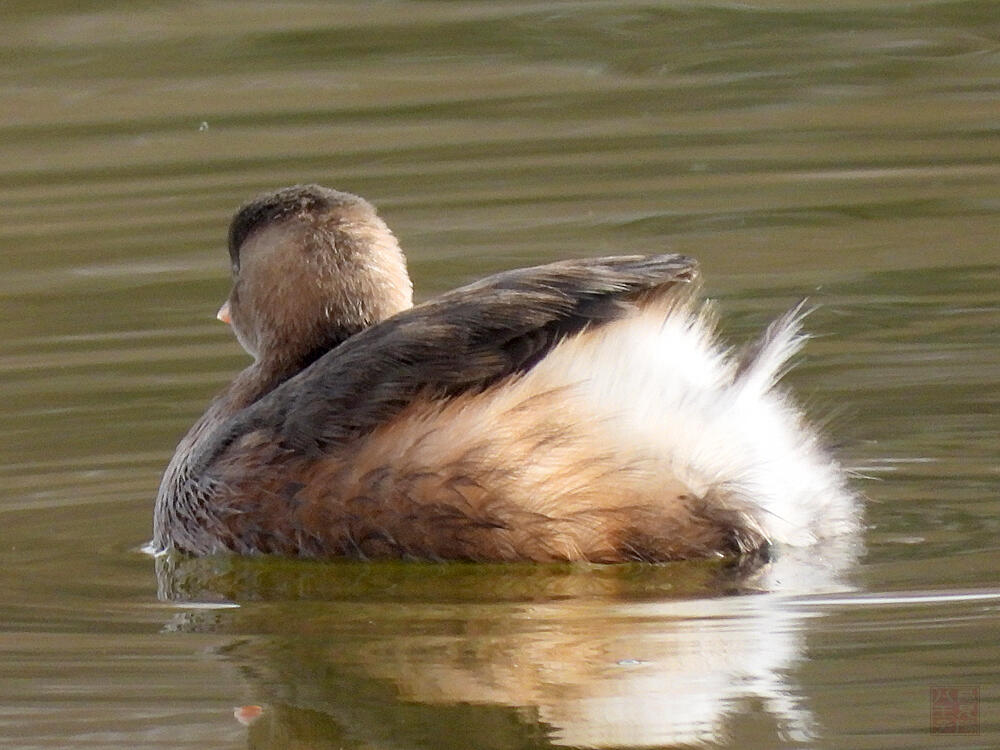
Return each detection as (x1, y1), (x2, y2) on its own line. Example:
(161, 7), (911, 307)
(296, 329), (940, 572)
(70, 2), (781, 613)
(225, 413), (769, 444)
(1, 1), (998, 748)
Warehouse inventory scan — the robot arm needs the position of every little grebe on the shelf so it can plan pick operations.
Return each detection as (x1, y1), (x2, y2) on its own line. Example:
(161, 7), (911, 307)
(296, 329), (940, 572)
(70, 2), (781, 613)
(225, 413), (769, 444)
(153, 185), (859, 562)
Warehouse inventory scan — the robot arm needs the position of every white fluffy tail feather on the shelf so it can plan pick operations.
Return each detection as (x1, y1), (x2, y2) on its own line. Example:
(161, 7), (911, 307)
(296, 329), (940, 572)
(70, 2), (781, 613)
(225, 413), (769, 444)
(733, 300), (811, 397)
(524, 299), (859, 548)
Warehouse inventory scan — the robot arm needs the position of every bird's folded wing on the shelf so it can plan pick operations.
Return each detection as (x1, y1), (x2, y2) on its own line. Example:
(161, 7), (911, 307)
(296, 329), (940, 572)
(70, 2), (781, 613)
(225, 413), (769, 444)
(206, 253), (698, 462)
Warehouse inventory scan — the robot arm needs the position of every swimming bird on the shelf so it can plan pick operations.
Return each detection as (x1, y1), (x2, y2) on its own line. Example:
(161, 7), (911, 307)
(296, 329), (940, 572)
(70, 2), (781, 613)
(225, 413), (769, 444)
(153, 184), (858, 562)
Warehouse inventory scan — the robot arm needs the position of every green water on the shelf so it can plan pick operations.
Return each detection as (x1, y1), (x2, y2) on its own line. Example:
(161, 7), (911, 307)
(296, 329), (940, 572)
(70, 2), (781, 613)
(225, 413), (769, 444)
(1, 1), (998, 747)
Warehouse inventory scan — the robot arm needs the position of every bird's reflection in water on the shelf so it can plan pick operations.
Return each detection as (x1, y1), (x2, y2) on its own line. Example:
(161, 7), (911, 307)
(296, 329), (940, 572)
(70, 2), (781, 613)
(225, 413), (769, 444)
(155, 539), (858, 749)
